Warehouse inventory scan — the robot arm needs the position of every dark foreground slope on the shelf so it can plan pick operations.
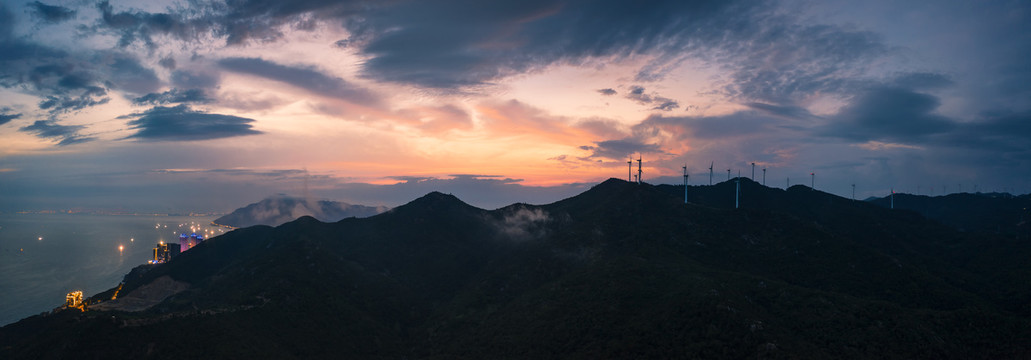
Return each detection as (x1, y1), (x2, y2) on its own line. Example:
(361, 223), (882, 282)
(3, 179), (1030, 359)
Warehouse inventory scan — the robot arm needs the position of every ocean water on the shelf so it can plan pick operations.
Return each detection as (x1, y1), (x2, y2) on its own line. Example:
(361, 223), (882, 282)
(0, 214), (224, 326)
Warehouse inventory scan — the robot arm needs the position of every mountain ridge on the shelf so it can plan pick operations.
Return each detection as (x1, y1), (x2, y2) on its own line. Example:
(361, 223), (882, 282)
(3, 179), (1029, 359)
(212, 195), (387, 228)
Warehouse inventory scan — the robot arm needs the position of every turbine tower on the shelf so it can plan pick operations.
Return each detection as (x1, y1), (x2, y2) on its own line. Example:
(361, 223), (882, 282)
(726, 169), (731, 181)
(891, 188), (895, 209)
(810, 172), (815, 190)
(709, 161), (714, 185)
(751, 162), (755, 181)
(683, 165), (688, 204)
(851, 184), (856, 201)
(627, 157), (632, 183)
(762, 168), (766, 186)
(636, 156), (643, 184)
(735, 170), (741, 209)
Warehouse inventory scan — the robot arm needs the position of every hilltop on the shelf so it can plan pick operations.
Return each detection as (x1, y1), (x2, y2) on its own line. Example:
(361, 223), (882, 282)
(212, 195), (387, 228)
(2, 179), (1029, 359)
(868, 192), (1031, 237)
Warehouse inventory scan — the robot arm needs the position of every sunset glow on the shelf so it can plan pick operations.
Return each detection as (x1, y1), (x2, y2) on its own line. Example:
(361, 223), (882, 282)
(0, 0), (1028, 211)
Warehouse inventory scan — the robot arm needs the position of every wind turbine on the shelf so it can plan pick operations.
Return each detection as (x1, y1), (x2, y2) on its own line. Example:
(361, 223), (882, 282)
(709, 161), (714, 185)
(683, 165), (688, 204)
(726, 169), (731, 181)
(810, 172), (815, 190)
(762, 168), (766, 186)
(630, 154), (639, 183)
(751, 162), (755, 181)
(627, 157), (632, 183)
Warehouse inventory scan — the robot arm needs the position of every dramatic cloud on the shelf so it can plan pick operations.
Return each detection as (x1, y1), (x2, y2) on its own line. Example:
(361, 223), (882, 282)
(95, 0), (210, 48)
(0, 111), (20, 126)
(720, 22), (890, 104)
(121, 105), (262, 141)
(891, 72), (953, 90)
(102, 54), (161, 95)
(133, 88), (213, 105)
(822, 86), (956, 143)
(19, 120), (94, 145)
(1, 0), (1029, 210)
(218, 57), (378, 104)
(625, 85), (679, 111)
(38, 92), (110, 114)
(80, 0), (899, 98)
(745, 102), (818, 120)
(170, 70), (220, 89)
(936, 112), (1031, 155)
(28, 1), (75, 23)
(580, 139), (665, 161)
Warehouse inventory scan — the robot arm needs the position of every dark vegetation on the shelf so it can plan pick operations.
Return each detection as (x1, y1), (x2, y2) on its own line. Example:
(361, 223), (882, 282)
(3, 179), (1030, 359)
(866, 191), (1031, 237)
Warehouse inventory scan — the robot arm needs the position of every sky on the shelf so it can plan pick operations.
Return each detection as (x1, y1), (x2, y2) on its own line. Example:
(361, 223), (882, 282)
(0, 0), (1029, 212)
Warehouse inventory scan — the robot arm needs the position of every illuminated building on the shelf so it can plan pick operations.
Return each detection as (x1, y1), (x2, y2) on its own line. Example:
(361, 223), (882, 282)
(179, 233), (205, 252)
(150, 241), (181, 264)
(65, 291), (84, 311)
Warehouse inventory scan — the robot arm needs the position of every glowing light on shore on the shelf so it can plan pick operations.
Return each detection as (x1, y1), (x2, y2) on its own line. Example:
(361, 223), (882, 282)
(118, 245), (124, 253)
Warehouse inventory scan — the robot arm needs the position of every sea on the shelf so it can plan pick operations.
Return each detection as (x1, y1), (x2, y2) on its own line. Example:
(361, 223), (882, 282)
(0, 213), (225, 326)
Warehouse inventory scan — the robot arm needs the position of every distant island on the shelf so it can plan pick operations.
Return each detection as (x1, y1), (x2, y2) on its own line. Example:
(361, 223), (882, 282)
(212, 195), (388, 228)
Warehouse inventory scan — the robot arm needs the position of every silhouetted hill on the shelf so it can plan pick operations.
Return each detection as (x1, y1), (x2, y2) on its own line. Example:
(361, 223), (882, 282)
(213, 195), (387, 227)
(867, 192), (1031, 237)
(3, 179), (1030, 359)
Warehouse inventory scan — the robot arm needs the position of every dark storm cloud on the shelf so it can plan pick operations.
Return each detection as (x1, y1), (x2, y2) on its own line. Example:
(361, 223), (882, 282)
(121, 104), (262, 141)
(891, 72), (953, 90)
(745, 102), (818, 120)
(103, 54), (161, 94)
(158, 57), (176, 70)
(0, 110), (21, 125)
(83, 0), (900, 98)
(19, 120), (94, 145)
(28, 1), (75, 23)
(721, 23), (890, 104)
(625, 86), (680, 111)
(580, 139), (664, 160)
(349, 0), (750, 88)
(821, 86), (955, 143)
(133, 88), (213, 105)
(936, 112), (1031, 154)
(38, 93), (110, 113)
(0, 3), (160, 115)
(95, 0), (212, 48)
(170, 70), (219, 89)
(218, 57), (378, 104)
